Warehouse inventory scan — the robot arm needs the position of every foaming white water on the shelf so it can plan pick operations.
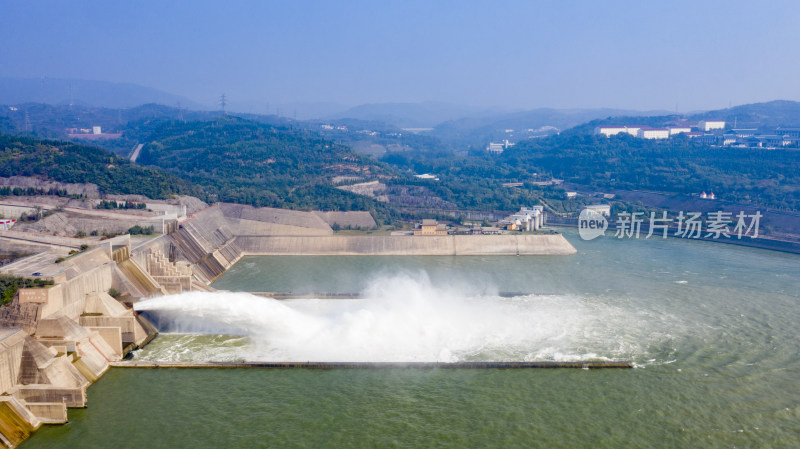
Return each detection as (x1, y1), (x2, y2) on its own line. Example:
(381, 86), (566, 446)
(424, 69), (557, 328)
(134, 273), (679, 362)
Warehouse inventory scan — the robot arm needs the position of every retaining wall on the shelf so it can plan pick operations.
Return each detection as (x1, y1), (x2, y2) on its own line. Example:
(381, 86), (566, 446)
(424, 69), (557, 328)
(235, 234), (576, 256)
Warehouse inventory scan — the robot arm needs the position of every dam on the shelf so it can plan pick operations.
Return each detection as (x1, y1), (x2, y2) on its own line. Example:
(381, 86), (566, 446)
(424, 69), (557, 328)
(19, 225), (800, 449)
(2, 205), (798, 448)
(0, 202), (576, 447)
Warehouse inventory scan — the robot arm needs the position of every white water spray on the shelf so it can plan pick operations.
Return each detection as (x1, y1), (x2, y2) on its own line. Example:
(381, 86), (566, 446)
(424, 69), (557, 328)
(134, 272), (679, 362)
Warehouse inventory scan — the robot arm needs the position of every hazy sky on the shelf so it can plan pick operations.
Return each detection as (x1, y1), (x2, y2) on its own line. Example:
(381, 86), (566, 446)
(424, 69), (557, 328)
(1, 0), (798, 111)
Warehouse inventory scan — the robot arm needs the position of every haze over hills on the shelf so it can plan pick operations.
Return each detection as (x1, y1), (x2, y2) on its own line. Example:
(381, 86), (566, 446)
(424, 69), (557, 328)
(428, 107), (674, 147)
(1, 74), (798, 157)
(325, 102), (512, 128)
(0, 77), (690, 131)
(0, 77), (204, 110)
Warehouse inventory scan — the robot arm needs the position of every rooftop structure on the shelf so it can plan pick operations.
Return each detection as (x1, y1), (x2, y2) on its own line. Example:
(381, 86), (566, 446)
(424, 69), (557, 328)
(732, 128), (757, 138)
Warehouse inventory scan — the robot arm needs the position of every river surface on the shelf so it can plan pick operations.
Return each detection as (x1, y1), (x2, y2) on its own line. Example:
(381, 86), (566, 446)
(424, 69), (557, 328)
(22, 230), (800, 448)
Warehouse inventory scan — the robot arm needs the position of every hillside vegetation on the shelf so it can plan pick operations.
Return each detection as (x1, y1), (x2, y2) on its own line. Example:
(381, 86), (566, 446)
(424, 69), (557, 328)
(139, 117), (397, 214)
(504, 133), (800, 210)
(0, 133), (192, 199)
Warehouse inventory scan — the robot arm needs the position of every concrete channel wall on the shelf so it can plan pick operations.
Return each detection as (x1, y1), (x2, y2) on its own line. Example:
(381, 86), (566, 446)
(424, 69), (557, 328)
(235, 234), (577, 256)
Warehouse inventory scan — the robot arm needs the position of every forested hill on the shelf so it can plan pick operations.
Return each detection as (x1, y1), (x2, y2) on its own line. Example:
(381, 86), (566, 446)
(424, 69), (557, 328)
(502, 133), (800, 211)
(138, 117), (396, 211)
(0, 133), (192, 198)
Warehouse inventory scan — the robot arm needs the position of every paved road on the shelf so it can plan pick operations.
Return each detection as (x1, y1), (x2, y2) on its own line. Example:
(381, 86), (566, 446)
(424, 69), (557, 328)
(129, 143), (144, 163)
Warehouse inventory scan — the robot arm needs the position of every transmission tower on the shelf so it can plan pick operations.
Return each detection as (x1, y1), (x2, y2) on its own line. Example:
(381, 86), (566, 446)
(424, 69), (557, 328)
(219, 94), (227, 115)
(24, 110), (31, 134)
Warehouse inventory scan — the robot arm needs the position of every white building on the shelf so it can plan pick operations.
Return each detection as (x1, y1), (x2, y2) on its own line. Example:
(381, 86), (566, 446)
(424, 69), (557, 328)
(594, 126), (642, 137)
(486, 142), (504, 153)
(723, 135), (739, 146)
(698, 120), (725, 131)
(638, 128), (670, 139)
(486, 140), (514, 153)
(507, 206), (545, 231)
(668, 127), (691, 136)
(92, 126), (102, 134)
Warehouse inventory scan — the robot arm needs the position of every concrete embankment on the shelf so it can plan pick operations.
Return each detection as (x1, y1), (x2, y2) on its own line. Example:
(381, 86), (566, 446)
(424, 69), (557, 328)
(235, 234), (577, 256)
(162, 204), (575, 283)
(112, 361), (631, 369)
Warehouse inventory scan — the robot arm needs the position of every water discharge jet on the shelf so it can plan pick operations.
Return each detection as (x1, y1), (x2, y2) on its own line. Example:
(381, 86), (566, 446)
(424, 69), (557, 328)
(133, 273), (678, 364)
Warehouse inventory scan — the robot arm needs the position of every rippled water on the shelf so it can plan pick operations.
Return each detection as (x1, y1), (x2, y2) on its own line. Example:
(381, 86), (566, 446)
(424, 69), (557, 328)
(22, 230), (800, 448)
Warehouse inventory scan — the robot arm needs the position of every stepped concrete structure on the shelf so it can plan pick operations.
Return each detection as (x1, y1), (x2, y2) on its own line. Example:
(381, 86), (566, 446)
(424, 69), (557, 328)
(0, 236), (159, 447)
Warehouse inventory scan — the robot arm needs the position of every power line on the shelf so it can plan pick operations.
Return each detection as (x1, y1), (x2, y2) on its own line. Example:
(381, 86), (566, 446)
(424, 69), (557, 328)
(24, 110), (31, 134)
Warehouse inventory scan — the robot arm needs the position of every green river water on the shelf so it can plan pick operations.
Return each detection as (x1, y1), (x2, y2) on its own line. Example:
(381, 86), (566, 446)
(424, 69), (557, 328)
(22, 230), (800, 448)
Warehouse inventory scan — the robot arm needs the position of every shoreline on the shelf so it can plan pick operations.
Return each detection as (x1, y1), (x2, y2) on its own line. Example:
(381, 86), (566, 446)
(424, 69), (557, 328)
(110, 361), (633, 369)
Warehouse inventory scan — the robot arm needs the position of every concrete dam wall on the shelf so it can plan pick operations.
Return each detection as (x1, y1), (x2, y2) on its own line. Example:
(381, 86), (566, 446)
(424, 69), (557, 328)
(236, 234), (576, 256)
(159, 203), (576, 282)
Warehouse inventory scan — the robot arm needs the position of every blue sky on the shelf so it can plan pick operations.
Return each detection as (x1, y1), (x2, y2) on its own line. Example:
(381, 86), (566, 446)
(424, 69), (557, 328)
(1, 0), (798, 111)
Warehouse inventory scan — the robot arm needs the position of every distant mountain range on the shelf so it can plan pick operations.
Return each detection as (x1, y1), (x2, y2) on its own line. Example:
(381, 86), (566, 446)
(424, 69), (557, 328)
(329, 102), (674, 130)
(0, 77), (204, 110)
(325, 102), (512, 128)
(429, 107), (673, 146)
(2, 76), (799, 152)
